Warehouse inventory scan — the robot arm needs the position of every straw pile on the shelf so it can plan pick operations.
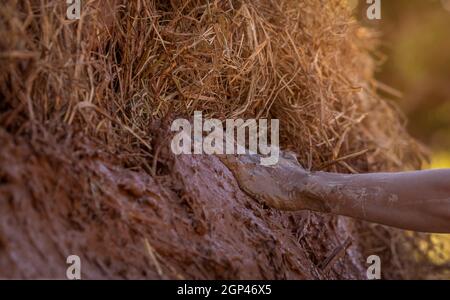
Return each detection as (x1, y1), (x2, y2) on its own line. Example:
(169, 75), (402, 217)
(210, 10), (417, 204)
(1, 0), (447, 278)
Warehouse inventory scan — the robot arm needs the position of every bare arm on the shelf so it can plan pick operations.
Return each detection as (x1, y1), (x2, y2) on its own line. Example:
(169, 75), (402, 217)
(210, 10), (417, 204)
(304, 169), (450, 233)
(220, 154), (450, 233)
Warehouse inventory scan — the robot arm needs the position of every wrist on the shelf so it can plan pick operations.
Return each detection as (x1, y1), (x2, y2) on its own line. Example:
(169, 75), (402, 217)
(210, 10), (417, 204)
(296, 171), (333, 213)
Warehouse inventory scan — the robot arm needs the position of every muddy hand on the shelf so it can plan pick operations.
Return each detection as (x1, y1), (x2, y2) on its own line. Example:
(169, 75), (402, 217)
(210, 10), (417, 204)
(219, 152), (313, 211)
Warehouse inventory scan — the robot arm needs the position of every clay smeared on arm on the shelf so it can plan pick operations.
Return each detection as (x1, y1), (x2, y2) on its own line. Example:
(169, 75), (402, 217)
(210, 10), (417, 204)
(220, 153), (450, 233)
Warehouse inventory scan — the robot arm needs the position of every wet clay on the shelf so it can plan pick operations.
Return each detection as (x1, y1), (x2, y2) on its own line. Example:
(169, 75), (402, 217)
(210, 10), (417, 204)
(219, 151), (450, 233)
(0, 128), (365, 279)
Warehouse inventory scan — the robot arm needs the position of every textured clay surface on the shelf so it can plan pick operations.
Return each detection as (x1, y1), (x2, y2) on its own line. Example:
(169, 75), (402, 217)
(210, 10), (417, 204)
(0, 128), (365, 279)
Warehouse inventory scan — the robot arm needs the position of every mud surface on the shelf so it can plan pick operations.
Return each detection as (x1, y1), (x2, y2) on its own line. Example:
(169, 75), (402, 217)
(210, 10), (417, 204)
(0, 128), (365, 279)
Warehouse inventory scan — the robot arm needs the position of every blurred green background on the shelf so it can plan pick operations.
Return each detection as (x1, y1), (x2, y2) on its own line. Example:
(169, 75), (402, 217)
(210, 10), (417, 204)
(350, 0), (450, 270)
(352, 0), (450, 169)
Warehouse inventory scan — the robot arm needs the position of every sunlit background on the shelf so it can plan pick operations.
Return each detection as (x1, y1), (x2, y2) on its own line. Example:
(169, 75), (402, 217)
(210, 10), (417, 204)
(354, 0), (450, 168)
(350, 0), (450, 273)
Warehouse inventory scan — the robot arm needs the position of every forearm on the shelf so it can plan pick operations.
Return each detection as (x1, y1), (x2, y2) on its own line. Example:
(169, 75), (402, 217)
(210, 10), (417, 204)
(303, 169), (450, 233)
